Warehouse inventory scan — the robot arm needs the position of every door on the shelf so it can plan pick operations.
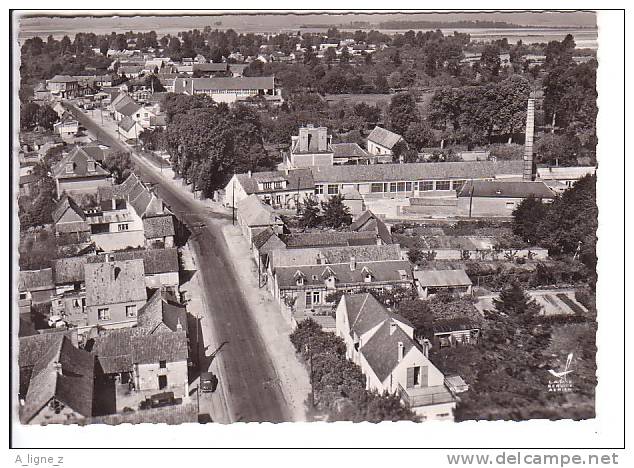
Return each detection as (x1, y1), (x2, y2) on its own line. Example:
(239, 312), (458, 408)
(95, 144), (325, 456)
(158, 375), (168, 390)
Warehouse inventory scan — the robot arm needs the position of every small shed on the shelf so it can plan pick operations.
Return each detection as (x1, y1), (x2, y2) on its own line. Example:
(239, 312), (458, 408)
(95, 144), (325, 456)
(413, 269), (472, 299)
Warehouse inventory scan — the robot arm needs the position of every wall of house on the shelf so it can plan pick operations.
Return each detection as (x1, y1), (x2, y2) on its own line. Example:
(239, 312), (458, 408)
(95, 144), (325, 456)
(91, 230), (146, 252)
(411, 400), (456, 421)
(367, 141), (393, 156)
(135, 359), (188, 392)
(28, 400), (85, 425)
(57, 176), (112, 197)
(457, 196), (529, 218)
(145, 271), (179, 289)
(291, 152), (334, 168)
(86, 299), (146, 328)
(146, 235), (175, 249)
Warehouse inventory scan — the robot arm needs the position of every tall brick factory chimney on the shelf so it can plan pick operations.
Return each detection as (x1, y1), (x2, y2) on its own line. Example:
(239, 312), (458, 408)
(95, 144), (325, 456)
(523, 98), (535, 181)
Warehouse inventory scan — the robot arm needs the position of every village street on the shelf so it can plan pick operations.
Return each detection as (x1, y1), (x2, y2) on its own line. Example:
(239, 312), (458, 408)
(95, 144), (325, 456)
(66, 102), (310, 423)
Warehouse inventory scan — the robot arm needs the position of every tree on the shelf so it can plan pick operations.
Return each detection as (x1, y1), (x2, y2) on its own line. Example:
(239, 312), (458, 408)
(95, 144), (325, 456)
(512, 196), (549, 245)
(323, 47), (337, 65)
(298, 196), (321, 228)
(99, 39), (109, 56)
(20, 102), (40, 130)
(493, 281), (539, 317)
(535, 133), (580, 166)
(479, 44), (501, 79)
(144, 74), (166, 93)
(387, 92), (420, 136)
(321, 194), (352, 228)
(340, 46), (350, 64)
(36, 105), (59, 131)
(404, 120), (434, 150)
(102, 151), (135, 184)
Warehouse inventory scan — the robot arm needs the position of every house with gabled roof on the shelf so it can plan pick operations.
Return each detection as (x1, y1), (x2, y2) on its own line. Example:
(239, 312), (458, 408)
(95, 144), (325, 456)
(236, 194), (285, 244)
(84, 259), (147, 331)
(88, 173), (172, 251)
(413, 269), (473, 299)
(19, 334), (95, 424)
(52, 146), (113, 197)
(335, 293), (456, 421)
(53, 114), (79, 139)
(117, 116), (144, 141)
(287, 125), (334, 168)
(331, 142), (372, 165)
(366, 126), (404, 160)
(350, 210), (393, 245)
(172, 76), (280, 105)
(223, 168), (314, 210)
(52, 195), (91, 242)
(88, 248), (180, 290)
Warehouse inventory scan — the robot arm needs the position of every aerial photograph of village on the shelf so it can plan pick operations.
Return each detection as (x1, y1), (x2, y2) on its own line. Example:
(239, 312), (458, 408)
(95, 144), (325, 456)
(12, 10), (599, 428)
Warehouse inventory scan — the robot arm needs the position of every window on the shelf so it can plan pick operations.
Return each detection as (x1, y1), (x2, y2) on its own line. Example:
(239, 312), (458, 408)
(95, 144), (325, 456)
(314, 185), (324, 195)
(436, 180), (451, 190)
(327, 184), (339, 195)
(87, 161), (95, 172)
(159, 360), (167, 369)
(397, 182), (406, 192)
(370, 183), (384, 193)
(419, 181), (434, 191)
(305, 291), (312, 307)
(118, 223), (129, 232)
(312, 291), (321, 305)
(275, 195), (282, 205)
(506, 201), (515, 209)
(126, 305), (137, 318)
(73, 299), (80, 308)
(97, 308), (110, 321)
(405, 182), (413, 192)
(274, 181), (283, 189)
(65, 163), (73, 173)
(19, 292), (27, 300)
(389, 182), (397, 193)
(452, 180), (465, 191)
(263, 182), (272, 190)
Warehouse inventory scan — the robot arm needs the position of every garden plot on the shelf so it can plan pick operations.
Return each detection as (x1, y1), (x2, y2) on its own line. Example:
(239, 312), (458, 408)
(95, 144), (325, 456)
(474, 290), (588, 316)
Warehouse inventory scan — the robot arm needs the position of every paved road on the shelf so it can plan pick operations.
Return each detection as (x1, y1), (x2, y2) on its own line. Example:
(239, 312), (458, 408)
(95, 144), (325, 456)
(68, 103), (290, 422)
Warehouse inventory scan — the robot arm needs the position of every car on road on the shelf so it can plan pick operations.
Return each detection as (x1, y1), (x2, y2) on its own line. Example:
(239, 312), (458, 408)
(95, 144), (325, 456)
(200, 372), (218, 393)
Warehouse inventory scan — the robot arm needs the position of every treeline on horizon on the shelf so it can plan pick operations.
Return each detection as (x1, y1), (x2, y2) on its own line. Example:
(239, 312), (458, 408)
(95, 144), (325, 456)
(300, 19), (595, 30)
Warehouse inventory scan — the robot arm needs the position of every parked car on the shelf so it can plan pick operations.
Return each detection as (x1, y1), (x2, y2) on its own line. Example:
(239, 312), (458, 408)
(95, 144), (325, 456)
(200, 372), (218, 393)
(140, 391), (175, 410)
(47, 315), (66, 328)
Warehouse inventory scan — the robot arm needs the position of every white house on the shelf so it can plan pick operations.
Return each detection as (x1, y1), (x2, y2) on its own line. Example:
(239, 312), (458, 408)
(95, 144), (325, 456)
(335, 293), (456, 421)
(366, 126), (404, 160)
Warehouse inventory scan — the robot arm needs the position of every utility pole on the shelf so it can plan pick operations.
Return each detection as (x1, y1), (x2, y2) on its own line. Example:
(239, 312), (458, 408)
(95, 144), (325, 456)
(232, 177), (236, 226)
(468, 179), (474, 218)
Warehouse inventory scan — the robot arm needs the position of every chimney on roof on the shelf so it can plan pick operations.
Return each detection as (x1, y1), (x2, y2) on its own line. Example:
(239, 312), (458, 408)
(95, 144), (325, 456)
(390, 320), (397, 336)
(397, 341), (404, 362)
(248, 170), (252, 178)
(421, 338), (431, 359)
(176, 317), (183, 331)
(316, 252), (322, 265)
(523, 98), (535, 181)
(349, 256), (356, 271)
(53, 361), (63, 375)
(111, 197), (117, 210)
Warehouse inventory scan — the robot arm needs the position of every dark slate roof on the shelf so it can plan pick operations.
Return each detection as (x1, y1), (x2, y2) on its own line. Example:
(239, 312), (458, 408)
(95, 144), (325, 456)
(92, 328), (142, 374)
(137, 290), (187, 335)
(53, 256), (89, 285)
(271, 243), (403, 269)
(192, 62), (229, 72)
(84, 259), (147, 306)
(53, 147), (111, 180)
(276, 260), (412, 289)
(360, 319), (416, 383)
(143, 215), (175, 239)
(19, 173), (39, 185)
(21, 336), (94, 423)
(19, 269), (54, 292)
(413, 269), (472, 288)
(48, 75), (78, 83)
(52, 195), (87, 224)
(350, 210), (392, 244)
(132, 331), (188, 365)
(118, 116), (139, 132)
(310, 160), (524, 184)
(18, 332), (74, 369)
(331, 143), (370, 160)
(88, 248), (179, 275)
(367, 126), (402, 149)
(117, 101), (142, 118)
(344, 293), (391, 337)
(281, 231), (378, 248)
(457, 180), (555, 199)
(252, 228), (277, 250)
(235, 168), (314, 195)
(81, 145), (108, 162)
(173, 76), (274, 93)
(236, 195), (284, 227)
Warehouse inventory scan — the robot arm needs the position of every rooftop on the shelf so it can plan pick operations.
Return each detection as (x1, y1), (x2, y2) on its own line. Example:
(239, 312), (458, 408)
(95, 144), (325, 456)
(413, 269), (472, 288)
(84, 259), (147, 306)
(368, 126), (402, 149)
(457, 180), (555, 199)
